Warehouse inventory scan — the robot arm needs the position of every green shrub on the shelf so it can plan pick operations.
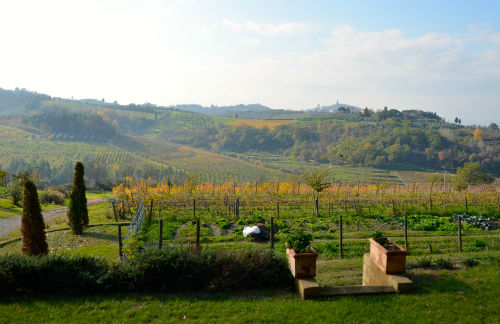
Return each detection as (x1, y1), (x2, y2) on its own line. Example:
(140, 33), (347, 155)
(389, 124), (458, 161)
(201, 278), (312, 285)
(461, 258), (480, 267)
(409, 257), (433, 268)
(216, 218), (231, 229)
(435, 258), (454, 269)
(0, 246), (292, 295)
(40, 190), (65, 205)
(0, 254), (107, 294)
(284, 230), (313, 253)
(464, 240), (487, 252)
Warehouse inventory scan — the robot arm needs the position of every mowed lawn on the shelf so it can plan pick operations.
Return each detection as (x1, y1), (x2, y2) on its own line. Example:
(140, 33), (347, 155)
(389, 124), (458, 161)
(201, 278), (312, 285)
(1, 255), (499, 324)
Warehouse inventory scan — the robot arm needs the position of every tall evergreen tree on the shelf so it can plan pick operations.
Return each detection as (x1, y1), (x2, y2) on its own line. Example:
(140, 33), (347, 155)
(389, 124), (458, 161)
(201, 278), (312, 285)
(67, 162), (88, 234)
(21, 179), (48, 256)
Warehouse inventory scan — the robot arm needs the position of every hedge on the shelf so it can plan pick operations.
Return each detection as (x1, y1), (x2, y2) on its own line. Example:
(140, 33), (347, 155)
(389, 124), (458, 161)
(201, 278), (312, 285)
(0, 246), (292, 295)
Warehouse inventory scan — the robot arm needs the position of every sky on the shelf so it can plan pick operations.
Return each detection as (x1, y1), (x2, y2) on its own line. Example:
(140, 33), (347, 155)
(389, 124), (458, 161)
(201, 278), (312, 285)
(0, 0), (499, 125)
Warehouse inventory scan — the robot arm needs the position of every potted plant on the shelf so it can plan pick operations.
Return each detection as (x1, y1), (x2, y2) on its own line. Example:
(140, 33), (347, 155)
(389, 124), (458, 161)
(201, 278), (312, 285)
(285, 230), (318, 278)
(369, 231), (408, 274)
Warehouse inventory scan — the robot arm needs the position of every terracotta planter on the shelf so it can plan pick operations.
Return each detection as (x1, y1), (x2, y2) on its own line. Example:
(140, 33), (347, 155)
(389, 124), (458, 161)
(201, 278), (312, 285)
(286, 248), (318, 279)
(369, 238), (407, 274)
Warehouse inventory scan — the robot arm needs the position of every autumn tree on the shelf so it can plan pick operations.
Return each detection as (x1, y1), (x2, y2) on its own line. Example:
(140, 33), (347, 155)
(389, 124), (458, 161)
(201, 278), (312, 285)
(473, 128), (483, 143)
(304, 169), (331, 217)
(453, 162), (494, 191)
(67, 162), (88, 234)
(21, 179), (48, 256)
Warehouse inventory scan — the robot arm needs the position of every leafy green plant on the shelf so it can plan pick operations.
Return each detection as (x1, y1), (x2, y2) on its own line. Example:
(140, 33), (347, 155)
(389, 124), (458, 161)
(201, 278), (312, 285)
(284, 230), (313, 253)
(464, 240), (487, 252)
(371, 231), (384, 245)
(461, 258), (479, 267)
(216, 218), (231, 229)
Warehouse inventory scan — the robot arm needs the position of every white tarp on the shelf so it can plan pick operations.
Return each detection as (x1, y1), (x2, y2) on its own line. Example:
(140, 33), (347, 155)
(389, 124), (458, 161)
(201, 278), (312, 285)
(242, 226), (261, 237)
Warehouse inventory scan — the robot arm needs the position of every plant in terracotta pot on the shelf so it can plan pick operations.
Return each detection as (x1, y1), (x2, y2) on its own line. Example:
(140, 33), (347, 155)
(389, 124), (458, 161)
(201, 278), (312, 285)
(285, 230), (318, 278)
(369, 231), (408, 274)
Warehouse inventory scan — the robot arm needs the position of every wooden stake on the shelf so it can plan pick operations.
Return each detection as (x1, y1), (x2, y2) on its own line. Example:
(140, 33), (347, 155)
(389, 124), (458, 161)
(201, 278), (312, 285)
(159, 220), (163, 249)
(118, 225), (123, 260)
(458, 215), (462, 252)
(111, 201), (118, 222)
(315, 196), (319, 217)
(270, 216), (274, 249)
(196, 218), (200, 248)
(339, 213), (343, 259)
(404, 211), (408, 250)
(149, 199), (153, 221)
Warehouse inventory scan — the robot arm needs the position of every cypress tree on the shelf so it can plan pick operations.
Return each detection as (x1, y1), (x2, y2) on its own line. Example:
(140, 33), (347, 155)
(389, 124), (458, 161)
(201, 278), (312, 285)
(21, 179), (48, 256)
(67, 162), (88, 234)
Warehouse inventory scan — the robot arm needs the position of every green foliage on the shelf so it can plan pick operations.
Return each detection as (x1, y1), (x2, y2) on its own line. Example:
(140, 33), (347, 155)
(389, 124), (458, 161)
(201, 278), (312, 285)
(0, 247), (292, 295)
(284, 229), (313, 253)
(461, 257), (480, 267)
(454, 162), (494, 190)
(39, 190), (65, 205)
(67, 162), (88, 234)
(371, 230), (389, 245)
(303, 169), (331, 193)
(465, 240), (487, 252)
(215, 218), (231, 229)
(404, 214), (461, 232)
(435, 257), (454, 269)
(25, 112), (118, 141)
(21, 179), (48, 256)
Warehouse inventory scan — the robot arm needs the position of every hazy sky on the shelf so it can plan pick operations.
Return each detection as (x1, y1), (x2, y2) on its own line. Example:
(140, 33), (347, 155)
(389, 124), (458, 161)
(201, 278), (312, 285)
(0, 0), (499, 125)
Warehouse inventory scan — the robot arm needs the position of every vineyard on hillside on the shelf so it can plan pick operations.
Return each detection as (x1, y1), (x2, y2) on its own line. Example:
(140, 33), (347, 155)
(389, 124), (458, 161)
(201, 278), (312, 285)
(127, 137), (288, 183)
(227, 119), (292, 130)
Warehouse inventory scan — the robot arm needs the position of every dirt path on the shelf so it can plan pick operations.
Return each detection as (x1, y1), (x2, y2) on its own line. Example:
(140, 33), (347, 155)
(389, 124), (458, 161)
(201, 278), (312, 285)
(0, 197), (106, 237)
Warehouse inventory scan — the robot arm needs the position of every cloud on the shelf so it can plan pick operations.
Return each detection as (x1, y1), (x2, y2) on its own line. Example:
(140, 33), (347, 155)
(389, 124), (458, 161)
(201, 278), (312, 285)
(221, 19), (314, 36)
(244, 37), (261, 46)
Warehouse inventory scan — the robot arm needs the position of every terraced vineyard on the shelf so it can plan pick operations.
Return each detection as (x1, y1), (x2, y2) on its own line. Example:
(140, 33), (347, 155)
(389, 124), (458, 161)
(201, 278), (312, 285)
(234, 153), (402, 184)
(396, 171), (444, 184)
(0, 137), (170, 171)
(227, 119), (292, 130)
(126, 137), (288, 183)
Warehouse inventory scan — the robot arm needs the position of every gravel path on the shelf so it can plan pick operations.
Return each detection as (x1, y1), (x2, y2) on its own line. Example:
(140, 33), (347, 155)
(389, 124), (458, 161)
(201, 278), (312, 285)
(0, 197), (106, 237)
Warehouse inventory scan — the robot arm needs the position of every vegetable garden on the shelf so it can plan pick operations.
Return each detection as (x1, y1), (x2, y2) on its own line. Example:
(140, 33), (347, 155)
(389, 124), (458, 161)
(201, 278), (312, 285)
(112, 181), (500, 259)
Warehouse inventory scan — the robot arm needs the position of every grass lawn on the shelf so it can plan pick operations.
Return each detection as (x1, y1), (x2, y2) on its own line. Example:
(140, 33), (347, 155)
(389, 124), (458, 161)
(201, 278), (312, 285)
(0, 252), (499, 324)
(0, 197), (69, 218)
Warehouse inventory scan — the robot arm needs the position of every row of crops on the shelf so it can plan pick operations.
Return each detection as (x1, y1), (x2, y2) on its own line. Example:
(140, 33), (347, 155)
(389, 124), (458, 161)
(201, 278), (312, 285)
(113, 182), (500, 258)
(0, 138), (172, 174)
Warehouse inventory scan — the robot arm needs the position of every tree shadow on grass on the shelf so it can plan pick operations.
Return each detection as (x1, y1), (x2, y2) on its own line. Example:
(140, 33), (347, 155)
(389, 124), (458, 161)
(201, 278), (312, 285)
(80, 232), (117, 242)
(407, 269), (473, 294)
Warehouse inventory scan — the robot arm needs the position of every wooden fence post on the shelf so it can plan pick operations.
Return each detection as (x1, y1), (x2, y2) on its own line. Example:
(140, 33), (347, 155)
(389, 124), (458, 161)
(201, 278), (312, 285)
(196, 218), (200, 249)
(315, 196), (319, 217)
(159, 219), (163, 249)
(404, 211), (408, 250)
(458, 215), (462, 252)
(270, 216), (274, 249)
(148, 199), (154, 221)
(111, 201), (118, 222)
(465, 196), (468, 214)
(339, 213), (343, 259)
(118, 225), (123, 260)
(235, 198), (240, 219)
